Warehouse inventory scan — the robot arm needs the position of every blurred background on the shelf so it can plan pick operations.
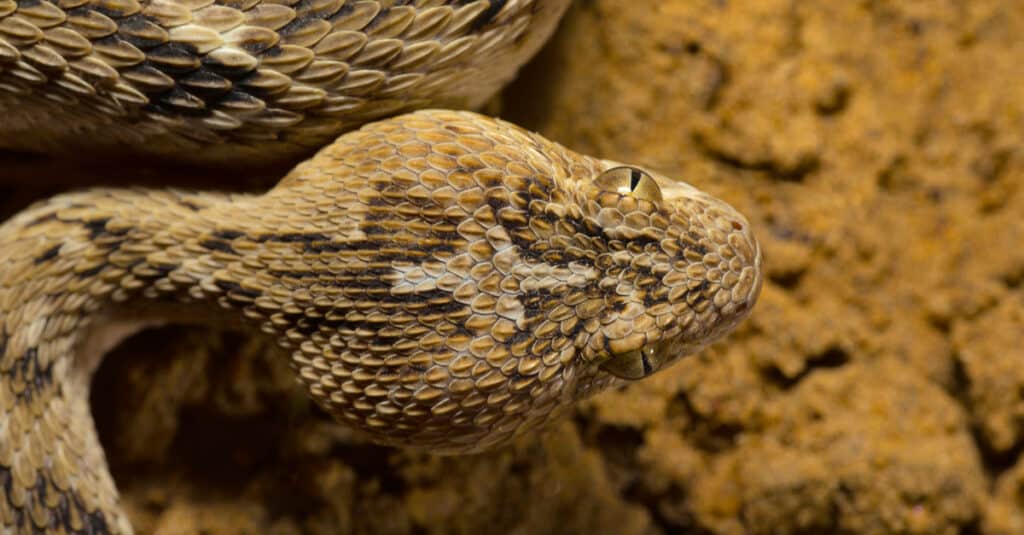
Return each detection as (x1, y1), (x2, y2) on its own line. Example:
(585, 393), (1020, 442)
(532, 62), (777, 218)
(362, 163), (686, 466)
(5, 1), (1024, 533)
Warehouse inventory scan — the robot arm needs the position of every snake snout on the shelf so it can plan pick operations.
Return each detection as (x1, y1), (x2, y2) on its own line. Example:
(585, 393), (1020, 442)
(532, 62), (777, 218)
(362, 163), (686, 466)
(597, 185), (763, 382)
(703, 202), (763, 340)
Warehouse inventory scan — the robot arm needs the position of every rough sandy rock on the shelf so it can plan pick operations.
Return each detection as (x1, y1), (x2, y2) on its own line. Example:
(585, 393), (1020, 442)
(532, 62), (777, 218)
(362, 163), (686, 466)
(954, 296), (1024, 455)
(690, 361), (984, 535)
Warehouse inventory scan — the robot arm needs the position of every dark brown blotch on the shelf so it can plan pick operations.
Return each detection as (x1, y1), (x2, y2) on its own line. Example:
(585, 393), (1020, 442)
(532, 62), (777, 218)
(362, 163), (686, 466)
(34, 244), (61, 265)
(469, 0), (507, 31)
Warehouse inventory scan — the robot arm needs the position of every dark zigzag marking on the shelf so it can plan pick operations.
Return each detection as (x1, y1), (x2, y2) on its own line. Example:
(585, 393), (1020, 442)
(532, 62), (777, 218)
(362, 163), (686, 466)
(2, 347), (54, 406)
(0, 466), (112, 534)
(281, 284), (468, 337)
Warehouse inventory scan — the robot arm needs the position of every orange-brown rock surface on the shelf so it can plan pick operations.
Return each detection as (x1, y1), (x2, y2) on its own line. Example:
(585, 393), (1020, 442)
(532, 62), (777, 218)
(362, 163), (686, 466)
(4, 1), (1024, 533)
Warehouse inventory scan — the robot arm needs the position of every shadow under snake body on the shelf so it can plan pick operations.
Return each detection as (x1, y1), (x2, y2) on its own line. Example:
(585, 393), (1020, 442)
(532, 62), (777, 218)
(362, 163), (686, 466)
(0, 1), (762, 533)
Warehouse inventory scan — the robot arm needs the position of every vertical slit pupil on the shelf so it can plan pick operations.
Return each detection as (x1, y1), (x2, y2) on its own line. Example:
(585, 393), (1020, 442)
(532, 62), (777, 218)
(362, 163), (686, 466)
(640, 351), (653, 376)
(629, 168), (642, 191)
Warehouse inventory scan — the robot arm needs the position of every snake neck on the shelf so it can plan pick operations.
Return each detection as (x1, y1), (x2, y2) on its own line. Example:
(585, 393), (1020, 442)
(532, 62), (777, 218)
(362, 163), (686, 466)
(0, 188), (253, 534)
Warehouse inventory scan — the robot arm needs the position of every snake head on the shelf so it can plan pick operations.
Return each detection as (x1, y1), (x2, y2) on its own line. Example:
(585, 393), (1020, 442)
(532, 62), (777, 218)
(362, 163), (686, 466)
(573, 164), (763, 381)
(264, 110), (762, 452)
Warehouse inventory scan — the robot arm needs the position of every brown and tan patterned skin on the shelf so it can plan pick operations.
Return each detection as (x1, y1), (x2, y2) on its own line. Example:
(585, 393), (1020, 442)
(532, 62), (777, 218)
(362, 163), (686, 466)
(0, 0), (570, 163)
(0, 110), (763, 533)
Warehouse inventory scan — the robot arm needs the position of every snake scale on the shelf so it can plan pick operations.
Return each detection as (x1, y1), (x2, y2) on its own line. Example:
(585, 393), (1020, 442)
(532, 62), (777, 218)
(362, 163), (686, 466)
(0, 0), (764, 533)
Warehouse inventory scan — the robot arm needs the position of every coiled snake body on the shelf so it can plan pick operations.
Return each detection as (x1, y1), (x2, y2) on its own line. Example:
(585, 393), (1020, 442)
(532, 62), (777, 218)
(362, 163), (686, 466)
(0, 1), (763, 533)
(0, 0), (568, 162)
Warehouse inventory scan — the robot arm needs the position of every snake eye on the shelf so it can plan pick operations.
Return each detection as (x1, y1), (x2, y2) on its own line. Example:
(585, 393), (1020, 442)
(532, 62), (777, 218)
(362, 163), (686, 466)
(595, 166), (663, 203)
(600, 346), (662, 380)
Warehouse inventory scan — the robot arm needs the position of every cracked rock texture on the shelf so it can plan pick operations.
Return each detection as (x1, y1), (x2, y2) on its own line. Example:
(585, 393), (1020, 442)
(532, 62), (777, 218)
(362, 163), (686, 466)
(4, 0), (1024, 533)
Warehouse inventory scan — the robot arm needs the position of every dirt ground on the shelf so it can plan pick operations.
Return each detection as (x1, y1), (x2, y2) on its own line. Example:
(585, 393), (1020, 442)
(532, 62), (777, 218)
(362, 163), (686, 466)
(4, 1), (1024, 533)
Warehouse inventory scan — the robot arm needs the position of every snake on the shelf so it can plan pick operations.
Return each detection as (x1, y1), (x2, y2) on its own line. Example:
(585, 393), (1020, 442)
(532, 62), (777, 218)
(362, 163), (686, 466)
(0, 1), (764, 533)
